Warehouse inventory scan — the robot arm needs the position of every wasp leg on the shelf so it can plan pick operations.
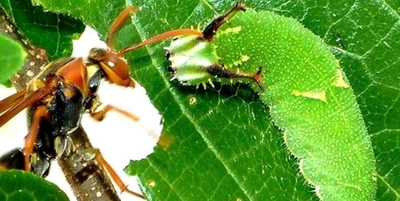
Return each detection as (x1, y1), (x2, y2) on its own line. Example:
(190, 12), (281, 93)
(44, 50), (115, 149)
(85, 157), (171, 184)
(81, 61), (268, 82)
(82, 148), (145, 199)
(23, 105), (49, 171)
(87, 97), (172, 148)
(90, 104), (139, 122)
(84, 94), (139, 122)
(202, 2), (246, 41)
(89, 103), (175, 148)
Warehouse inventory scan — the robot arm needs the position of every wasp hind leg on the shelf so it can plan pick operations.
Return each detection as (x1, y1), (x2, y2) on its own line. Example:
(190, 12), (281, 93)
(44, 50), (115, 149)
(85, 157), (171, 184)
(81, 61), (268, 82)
(81, 148), (145, 199)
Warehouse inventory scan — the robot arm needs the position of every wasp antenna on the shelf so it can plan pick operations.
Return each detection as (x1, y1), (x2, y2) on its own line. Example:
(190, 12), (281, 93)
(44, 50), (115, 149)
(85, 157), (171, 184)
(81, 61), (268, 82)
(118, 29), (204, 56)
(106, 6), (139, 49)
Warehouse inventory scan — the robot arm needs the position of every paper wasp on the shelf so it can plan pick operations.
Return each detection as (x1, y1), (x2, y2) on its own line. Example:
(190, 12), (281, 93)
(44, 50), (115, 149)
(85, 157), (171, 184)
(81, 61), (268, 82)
(0, 4), (124, 200)
(0, 5), (203, 200)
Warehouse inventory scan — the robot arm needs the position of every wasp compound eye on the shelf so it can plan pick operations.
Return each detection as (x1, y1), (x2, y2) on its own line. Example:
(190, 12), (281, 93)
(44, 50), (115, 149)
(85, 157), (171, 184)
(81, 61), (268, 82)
(88, 48), (107, 61)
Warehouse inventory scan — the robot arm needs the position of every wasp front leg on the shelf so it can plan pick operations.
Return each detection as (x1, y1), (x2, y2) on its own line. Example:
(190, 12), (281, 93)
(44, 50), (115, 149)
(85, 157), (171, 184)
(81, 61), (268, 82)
(85, 95), (139, 122)
(85, 71), (138, 122)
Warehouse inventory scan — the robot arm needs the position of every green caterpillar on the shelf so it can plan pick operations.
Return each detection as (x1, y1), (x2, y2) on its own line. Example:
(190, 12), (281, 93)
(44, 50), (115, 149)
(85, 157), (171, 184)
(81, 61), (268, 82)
(165, 3), (376, 201)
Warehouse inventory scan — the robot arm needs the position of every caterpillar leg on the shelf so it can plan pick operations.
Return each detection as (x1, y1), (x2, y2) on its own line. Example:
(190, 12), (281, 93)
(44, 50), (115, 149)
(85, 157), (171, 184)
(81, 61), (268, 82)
(207, 64), (264, 90)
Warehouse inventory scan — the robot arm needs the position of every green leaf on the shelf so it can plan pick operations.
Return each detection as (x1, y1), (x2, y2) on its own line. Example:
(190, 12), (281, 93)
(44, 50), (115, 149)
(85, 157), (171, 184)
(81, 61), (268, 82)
(14, 0), (400, 200)
(0, 170), (68, 201)
(0, 34), (25, 84)
(0, 0), (84, 60)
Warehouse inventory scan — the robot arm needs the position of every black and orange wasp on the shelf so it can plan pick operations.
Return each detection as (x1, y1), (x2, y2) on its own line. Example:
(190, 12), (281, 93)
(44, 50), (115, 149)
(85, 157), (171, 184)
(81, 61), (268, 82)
(0, 5), (202, 200)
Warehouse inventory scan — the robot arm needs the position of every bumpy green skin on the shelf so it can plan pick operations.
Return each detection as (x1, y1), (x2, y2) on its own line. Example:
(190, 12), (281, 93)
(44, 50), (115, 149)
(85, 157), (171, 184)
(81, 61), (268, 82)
(168, 9), (376, 201)
(168, 30), (260, 88)
(168, 35), (218, 86)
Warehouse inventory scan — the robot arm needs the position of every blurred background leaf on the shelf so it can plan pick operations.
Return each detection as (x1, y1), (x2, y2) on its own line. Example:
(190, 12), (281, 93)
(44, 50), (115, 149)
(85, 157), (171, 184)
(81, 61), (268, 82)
(0, 34), (25, 84)
(0, 170), (68, 201)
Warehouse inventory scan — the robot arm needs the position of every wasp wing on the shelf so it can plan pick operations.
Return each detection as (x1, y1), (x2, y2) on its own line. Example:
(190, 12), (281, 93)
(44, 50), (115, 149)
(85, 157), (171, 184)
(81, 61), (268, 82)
(0, 88), (51, 127)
